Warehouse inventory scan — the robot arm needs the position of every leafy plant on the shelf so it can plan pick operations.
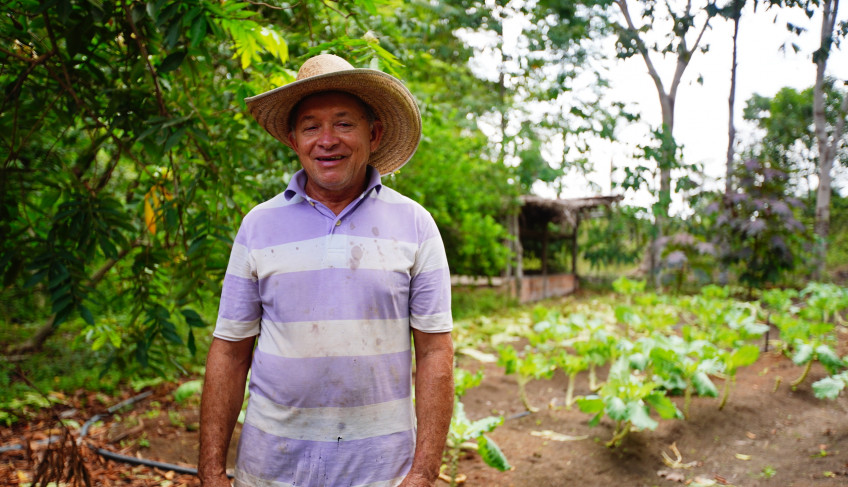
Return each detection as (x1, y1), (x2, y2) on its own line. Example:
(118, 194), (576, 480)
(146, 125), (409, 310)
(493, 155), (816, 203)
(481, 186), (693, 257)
(497, 344), (555, 413)
(443, 367), (510, 486)
(577, 358), (682, 447)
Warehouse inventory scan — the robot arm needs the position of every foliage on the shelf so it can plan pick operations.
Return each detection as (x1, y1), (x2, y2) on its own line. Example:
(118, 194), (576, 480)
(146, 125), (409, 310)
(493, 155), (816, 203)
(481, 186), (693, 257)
(386, 109), (518, 277)
(709, 159), (808, 290)
(0, 0), (525, 383)
(581, 205), (651, 270)
(653, 233), (717, 293)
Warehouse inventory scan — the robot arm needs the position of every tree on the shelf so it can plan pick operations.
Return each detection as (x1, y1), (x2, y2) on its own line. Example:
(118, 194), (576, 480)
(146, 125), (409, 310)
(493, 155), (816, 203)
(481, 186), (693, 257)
(613, 0), (714, 283)
(765, 0), (848, 277)
(810, 0), (848, 278)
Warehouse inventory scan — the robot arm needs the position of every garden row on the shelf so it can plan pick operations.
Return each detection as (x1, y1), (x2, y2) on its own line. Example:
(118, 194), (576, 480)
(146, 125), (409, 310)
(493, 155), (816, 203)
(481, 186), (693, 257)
(446, 280), (848, 482)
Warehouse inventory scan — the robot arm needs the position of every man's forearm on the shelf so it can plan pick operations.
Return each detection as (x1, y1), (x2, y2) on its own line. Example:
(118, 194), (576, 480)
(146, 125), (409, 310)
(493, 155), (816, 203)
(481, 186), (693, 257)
(198, 336), (255, 483)
(405, 331), (454, 484)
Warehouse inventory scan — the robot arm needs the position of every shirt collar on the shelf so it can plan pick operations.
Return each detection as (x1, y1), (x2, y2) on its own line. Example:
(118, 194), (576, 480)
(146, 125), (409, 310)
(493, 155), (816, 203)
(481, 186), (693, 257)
(283, 166), (383, 202)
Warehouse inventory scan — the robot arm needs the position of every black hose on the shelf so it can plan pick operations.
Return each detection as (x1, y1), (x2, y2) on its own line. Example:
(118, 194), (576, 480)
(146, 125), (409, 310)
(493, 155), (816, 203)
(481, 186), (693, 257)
(1, 389), (233, 478)
(78, 389), (229, 477)
(89, 446), (200, 476)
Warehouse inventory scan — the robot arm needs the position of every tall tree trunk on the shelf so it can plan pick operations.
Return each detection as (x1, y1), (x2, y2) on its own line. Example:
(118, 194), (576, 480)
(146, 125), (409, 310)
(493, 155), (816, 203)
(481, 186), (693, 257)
(812, 0), (846, 279)
(725, 2), (741, 196)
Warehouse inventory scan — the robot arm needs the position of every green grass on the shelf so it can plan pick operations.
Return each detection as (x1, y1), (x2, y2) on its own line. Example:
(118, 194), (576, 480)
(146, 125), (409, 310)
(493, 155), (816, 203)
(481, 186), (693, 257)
(452, 286), (517, 321)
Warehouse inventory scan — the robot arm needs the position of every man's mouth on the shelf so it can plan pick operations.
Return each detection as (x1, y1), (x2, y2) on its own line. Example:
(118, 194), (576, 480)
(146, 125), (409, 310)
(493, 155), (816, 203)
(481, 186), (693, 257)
(317, 155), (345, 162)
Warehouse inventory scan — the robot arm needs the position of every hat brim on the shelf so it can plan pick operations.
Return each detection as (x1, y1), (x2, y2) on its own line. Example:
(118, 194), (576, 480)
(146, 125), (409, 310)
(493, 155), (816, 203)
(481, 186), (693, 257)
(245, 70), (421, 176)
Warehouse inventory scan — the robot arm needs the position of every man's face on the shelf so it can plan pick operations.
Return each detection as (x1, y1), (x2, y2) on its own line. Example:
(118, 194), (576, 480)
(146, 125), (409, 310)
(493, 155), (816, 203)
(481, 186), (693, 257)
(288, 92), (383, 198)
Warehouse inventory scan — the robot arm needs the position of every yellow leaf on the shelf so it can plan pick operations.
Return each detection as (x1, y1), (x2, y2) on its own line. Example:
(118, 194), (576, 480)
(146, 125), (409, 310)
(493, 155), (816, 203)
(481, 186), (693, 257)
(144, 190), (158, 234)
(734, 453), (751, 461)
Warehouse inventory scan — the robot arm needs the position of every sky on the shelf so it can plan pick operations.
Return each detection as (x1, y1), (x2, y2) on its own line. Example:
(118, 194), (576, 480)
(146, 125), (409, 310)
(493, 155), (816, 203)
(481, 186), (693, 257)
(463, 1), (847, 209)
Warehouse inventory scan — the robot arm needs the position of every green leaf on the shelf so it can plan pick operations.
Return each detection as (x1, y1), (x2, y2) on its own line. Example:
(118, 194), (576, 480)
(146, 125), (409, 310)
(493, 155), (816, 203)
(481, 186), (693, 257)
(190, 14), (208, 48)
(577, 395), (604, 415)
(354, 0), (378, 15)
(645, 391), (682, 419)
(467, 415), (504, 439)
(79, 305), (95, 325)
(477, 434), (511, 472)
(605, 396), (627, 421)
(692, 371), (718, 397)
(813, 374), (847, 400)
(728, 345), (760, 370)
(187, 328), (197, 355)
(181, 308), (206, 328)
(173, 379), (203, 403)
(159, 51), (187, 73)
(815, 345), (844, 371)
(792, 343), (814, 365)
(626, 402), (658, 431)
(628, 352), (648, 371)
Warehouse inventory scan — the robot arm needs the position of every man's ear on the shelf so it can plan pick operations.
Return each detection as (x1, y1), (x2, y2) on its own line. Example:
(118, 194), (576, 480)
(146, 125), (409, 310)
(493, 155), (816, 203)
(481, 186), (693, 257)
(287, 131), (298, 151)
(370, 120), (384, 152)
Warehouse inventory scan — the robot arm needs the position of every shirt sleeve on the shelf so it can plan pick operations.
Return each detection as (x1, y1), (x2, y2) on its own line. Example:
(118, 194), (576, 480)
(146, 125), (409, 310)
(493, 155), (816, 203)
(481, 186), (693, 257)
(213, 225), (262, 341)
(408, 211), (453, 333)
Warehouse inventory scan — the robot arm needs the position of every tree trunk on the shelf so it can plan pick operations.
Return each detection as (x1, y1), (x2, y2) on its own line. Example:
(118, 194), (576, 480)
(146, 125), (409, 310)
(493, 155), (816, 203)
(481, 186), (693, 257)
(812, 0), (846, 279)
(725, 3), (741, 196)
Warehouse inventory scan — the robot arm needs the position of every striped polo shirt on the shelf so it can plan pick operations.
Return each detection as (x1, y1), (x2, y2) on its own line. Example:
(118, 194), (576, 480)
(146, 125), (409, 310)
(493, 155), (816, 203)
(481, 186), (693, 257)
(214, 167), (453, 487)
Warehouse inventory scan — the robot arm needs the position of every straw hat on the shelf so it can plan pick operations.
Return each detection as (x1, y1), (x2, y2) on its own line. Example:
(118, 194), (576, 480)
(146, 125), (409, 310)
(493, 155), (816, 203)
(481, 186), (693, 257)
(245, 54), (422, 175)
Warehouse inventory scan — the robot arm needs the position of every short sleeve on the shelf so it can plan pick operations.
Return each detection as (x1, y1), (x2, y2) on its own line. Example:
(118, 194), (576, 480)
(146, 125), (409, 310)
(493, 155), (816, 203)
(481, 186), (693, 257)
(408, 211), (452, 333)
(213, 227), (262, 341)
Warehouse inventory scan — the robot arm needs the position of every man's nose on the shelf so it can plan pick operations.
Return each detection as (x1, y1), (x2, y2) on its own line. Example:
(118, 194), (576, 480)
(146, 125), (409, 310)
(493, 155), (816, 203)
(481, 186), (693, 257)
(317, 127), (339, 148)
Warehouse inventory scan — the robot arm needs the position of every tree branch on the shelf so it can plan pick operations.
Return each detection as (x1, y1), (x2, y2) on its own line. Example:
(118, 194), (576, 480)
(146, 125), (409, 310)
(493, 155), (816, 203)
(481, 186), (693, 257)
(5, 239), (144, 356)
(122, 0), (168, 116)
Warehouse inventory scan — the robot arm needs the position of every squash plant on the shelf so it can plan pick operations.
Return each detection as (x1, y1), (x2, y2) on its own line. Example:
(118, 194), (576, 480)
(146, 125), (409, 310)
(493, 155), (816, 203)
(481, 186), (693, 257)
(572, 318), (617, 392)
(637, 334), (721, 418)
(443, 367), (510, 486)
(768, 292), (844, 389)
(552, 350), (588, 408)
(577, 357), (682, 447)
(612, 277), (646, 339)
(497, 344), (555, 412)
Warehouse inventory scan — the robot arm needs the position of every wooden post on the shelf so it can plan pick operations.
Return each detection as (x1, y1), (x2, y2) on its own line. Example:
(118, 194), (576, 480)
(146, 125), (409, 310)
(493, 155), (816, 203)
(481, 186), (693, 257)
(572, 213), (581, 276)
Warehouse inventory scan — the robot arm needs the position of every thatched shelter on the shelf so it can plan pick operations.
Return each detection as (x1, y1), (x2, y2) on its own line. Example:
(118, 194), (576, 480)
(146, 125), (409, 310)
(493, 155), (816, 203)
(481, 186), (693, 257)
(505, 194), (623, 303)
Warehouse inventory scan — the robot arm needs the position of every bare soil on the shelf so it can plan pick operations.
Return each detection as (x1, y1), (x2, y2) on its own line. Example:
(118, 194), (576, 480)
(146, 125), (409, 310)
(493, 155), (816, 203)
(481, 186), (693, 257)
(3, 337), (848, 486)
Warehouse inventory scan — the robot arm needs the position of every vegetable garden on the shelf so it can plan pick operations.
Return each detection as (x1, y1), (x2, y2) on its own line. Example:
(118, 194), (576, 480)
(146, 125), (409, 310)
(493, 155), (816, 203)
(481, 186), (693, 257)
(444, 278), (848, 486)
(4, 279), (847, 486)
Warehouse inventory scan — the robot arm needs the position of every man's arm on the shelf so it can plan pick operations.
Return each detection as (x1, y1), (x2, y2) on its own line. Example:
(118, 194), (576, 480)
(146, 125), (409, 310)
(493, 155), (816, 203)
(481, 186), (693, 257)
(400, 330), (454, 487)
(198, 336), (256, 486)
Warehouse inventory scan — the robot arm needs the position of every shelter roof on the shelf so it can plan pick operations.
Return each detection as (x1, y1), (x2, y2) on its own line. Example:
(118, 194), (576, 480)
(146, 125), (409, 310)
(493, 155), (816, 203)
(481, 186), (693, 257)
(519, 194), (623, 228)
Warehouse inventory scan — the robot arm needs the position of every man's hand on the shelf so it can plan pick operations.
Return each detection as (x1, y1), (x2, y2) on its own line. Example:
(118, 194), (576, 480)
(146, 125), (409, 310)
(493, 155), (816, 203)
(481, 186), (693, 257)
(198, 472), (232, 487)
(397, 472), (436, 487)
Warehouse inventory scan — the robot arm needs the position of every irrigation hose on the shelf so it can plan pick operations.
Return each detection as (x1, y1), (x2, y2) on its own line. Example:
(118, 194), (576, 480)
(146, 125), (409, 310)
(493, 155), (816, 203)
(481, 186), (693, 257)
(2, 389), (234, 478)
(2, 389), (526, 477)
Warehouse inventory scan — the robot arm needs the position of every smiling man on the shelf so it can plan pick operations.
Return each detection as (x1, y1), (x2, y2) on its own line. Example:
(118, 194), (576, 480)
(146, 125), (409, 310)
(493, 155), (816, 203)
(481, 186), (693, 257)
(197, 55), (454, 487)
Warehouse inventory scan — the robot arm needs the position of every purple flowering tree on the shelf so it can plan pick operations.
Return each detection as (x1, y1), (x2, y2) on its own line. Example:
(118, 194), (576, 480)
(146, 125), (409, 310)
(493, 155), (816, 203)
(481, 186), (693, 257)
(709, 159), (809, 294)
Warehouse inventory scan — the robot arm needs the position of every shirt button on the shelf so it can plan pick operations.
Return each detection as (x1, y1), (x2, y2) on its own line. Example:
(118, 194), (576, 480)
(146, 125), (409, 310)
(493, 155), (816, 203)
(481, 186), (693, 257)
(335, 220), (341, 226)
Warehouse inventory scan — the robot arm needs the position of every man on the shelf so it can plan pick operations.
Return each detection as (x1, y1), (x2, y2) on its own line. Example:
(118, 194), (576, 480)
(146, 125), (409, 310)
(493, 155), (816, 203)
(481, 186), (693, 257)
(198, 54), (454, 487)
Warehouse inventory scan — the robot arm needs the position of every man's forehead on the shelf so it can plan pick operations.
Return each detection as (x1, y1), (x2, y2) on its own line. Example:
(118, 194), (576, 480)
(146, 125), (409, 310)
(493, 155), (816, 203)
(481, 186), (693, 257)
(294, 92), (371, 119)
